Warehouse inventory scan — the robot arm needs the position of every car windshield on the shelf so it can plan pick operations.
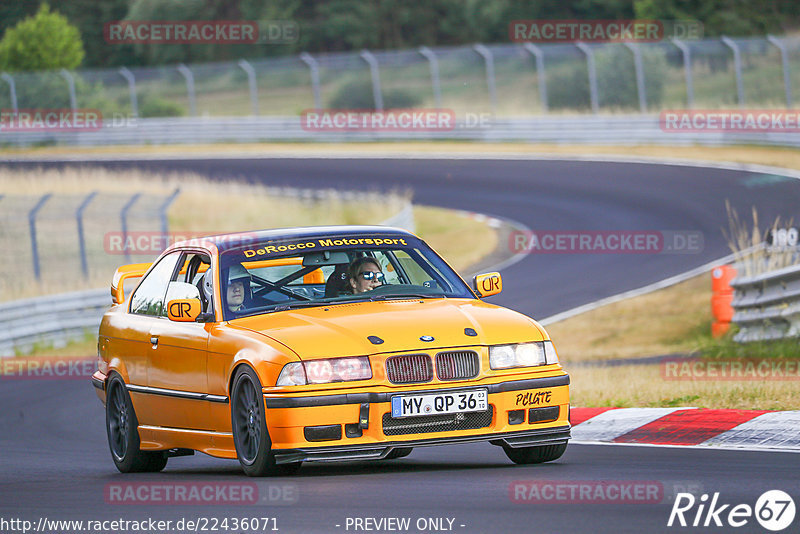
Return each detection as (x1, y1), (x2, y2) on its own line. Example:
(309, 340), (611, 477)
(218, 232), (475, 320)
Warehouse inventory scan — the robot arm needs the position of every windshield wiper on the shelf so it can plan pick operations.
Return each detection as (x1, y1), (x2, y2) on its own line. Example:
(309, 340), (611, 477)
(369, 293), (441, 301)
(271, 301), (328, 312)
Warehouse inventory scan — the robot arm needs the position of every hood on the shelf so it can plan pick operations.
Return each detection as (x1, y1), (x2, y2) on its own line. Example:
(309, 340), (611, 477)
(231, 298), (545, 359)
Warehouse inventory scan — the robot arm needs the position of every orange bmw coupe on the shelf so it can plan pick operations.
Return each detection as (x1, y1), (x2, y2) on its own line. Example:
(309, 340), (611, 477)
(92, 226), (570, 476)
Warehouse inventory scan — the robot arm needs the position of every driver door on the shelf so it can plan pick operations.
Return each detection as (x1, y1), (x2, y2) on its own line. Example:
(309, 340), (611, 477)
(145, 252), (215, 431)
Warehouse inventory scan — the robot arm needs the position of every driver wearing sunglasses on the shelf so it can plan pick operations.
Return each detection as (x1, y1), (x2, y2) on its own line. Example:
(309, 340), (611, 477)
(346, 256), (385, 294)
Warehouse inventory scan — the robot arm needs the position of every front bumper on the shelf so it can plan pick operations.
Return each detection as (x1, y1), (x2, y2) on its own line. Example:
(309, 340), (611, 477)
(265, 373), (570, 463)
(271, 425), (570, 464)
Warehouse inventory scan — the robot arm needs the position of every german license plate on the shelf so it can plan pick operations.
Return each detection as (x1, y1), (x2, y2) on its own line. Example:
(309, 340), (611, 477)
(391, 389), (488, 418)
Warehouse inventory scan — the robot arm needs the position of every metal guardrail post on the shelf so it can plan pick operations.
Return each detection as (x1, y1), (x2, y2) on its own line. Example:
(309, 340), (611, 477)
(237, 60), (259, 116)
(671, 38), (694, 109)
(1, 73), (17, 112)
(721, 36), (745, 108)
(159, 189), (181, 250)
(120, 193), (141, 264)
(118, 67), (138, 118)
(624, 42), (647, 112)
(523, 43), (548, 112)
(767, 35), (793, 108)
(59, 69), (78, 112)
(76, 191), (98, 279)
(473, 44), (497, 115)
(28, 193), (52, 281)
(359, 50), (384, 111)
(299, 52), (322, 109)
(177, 64), (197, 117)
(418, 47), (442, 109)
(575, 42), (599, 114)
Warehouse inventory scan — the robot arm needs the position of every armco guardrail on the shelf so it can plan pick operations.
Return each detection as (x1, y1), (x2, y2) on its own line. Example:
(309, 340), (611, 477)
(731, 264), (800, 342)
(0, 288), (109, 356)
(3, 116), (800, 148)
(0, 204), (414, 356)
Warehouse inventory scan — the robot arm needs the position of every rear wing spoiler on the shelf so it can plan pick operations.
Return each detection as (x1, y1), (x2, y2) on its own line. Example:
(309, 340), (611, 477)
(111, 263), (152, 305)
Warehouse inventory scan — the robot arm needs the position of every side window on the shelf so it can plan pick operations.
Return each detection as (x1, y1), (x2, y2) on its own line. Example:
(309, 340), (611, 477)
(394, 250), (429, 284)
(373, 251), (402, 285)
(178, 253), (211, 285)
(166, 252), (209, 309)
(130, 252), (181, 316)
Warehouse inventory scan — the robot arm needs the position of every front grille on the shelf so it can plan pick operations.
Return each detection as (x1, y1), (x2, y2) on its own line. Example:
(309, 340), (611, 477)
(382, 406), (494, 436)
(386, 354), (433, 384)
(436, 350), (480, 380)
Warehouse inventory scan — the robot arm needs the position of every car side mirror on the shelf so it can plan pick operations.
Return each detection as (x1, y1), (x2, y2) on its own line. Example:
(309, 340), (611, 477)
(167, 298), (202, 322)
(472, 272), (502, 297)
(195, 312), (215, 323)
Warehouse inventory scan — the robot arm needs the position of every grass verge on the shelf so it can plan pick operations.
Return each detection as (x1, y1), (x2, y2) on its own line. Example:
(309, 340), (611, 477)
(566, 363), (800, 411)
(549, 271), (800, 409)
(0, 167), (496, 301)
(546, 273), (712, 362)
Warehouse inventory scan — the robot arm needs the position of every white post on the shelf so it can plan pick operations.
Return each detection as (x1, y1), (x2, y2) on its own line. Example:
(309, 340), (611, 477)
(360, 50), (384, 110)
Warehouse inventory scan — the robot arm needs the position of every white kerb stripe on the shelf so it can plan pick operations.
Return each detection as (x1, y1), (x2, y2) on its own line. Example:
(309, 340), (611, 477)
(571, 407), (694, 442)
(701, 411), (800, 449)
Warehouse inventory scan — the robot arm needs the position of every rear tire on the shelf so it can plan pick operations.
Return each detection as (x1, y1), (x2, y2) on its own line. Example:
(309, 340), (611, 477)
(106, 375), (168, 473)
(503, 442), (567, 465)
(231, 366), (284, 476)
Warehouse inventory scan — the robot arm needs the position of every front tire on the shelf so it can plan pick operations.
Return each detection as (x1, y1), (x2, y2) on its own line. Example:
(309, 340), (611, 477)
(503, 442), (567, 465)
(231, 366), (283, 476)
(106, 375), (167, 473)
(383, 447), (413, 460)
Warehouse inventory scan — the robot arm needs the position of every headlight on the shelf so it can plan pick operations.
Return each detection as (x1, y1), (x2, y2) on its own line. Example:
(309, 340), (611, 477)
(489, 342), (556, 370)
(276, 356), (372, 386)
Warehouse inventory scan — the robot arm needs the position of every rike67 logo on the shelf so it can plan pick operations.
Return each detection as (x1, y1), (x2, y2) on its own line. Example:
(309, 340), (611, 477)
(668, 490), (795, 531)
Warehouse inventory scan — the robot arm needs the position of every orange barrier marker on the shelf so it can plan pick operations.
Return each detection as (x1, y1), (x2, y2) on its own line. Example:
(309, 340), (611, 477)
(711, 265), (737, 338)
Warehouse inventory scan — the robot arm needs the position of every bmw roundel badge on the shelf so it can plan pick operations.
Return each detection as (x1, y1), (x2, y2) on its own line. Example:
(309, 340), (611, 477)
(420, 335), (434, 342)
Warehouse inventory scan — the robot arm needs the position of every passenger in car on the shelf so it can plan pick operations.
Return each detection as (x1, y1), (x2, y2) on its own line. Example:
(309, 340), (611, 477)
(346, 256), (385, 294)
(226, 264), (252, 312)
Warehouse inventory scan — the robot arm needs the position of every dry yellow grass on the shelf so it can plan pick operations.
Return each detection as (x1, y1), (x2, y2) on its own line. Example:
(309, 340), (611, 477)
(2, 167), (478, 301)
(414, 206), (497, 273)
(1, 167), (502, 302)
(547, 273), (710, 362)
(723, 201), (797, 277)
(566, 363), (800, 410)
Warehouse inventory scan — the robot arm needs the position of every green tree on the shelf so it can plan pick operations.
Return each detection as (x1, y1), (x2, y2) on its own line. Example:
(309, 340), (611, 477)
(634, 0), (798, 36)
(56, 0), (138, 68)
(0, 4), (85, 72)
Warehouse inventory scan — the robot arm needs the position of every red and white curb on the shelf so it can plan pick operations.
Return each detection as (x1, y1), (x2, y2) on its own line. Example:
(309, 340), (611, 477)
(570, 407), (800, 451)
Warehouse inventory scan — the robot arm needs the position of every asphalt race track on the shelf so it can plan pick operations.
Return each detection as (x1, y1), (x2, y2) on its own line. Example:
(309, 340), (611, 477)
(2, 157), (799, 533)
